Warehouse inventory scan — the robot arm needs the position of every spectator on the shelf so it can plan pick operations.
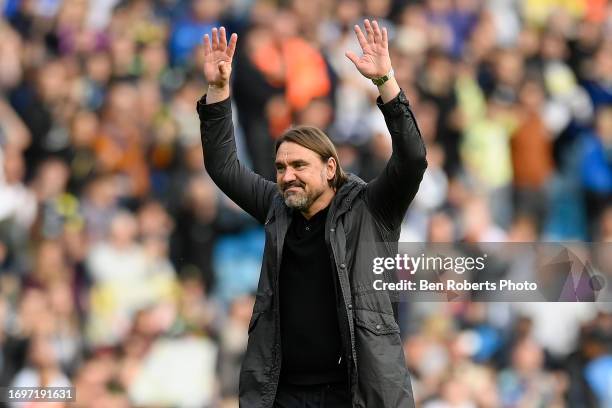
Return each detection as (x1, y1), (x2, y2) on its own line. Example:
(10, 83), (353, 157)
(169, 0), (223, 66)
(498, 338), (567, 407)
(510, 78), (555, 228)
(85, 211), (176, 346)
(580, 106), (612, 232)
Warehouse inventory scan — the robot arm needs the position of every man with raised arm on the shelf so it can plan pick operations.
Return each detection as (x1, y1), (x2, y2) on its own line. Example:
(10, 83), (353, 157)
(198, 20), (426, 408)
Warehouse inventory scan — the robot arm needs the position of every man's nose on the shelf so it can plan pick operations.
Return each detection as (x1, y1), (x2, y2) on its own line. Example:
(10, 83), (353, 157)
(281, 167), (296, 183)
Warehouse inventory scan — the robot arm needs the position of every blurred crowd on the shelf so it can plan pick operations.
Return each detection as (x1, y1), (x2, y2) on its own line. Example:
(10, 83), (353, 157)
(0, 0), (611, 406)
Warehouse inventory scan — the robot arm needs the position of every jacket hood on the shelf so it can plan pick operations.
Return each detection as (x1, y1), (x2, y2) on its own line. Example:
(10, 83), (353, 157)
(328, 173), (366, 218)
(335, 173), (366, 201)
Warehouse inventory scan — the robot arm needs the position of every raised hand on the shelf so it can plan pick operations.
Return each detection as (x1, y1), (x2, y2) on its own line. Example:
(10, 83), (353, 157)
(203, 27), (237, 89)
(345, 19), (391, 80)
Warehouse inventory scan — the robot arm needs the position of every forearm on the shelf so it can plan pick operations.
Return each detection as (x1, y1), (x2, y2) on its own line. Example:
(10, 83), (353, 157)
(205, 84), (230, 104)
(366, 89), (428, 230)
(377, 76), (401, 104)
(455, 75), (485, 124)
(380, 90), (427, 165)
(197, 95), (275, 224)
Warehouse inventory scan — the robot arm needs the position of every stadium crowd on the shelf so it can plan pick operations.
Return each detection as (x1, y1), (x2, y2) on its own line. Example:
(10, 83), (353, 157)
(0, 0), (611, 406)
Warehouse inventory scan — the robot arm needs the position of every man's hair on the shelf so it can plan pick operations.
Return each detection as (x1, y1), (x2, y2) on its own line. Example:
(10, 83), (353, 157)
(275, 126), (347, 189)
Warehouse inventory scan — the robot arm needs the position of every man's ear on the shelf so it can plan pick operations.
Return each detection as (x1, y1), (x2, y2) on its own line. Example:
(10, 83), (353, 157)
(326, 157), (337, 182)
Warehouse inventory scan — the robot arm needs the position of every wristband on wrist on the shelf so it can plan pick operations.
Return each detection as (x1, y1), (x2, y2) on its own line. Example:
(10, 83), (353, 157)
(371, 68), (394, 86)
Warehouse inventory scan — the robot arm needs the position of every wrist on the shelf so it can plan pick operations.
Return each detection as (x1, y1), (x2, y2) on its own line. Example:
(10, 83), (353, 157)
(205, 84), (230, 104)
(208, 82), (229, 90)
(371, 68), (394, 86)
(377, 76), (400, 104)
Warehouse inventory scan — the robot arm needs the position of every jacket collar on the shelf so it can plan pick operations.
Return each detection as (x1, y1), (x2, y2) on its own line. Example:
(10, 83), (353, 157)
(329, 173), (366, 221)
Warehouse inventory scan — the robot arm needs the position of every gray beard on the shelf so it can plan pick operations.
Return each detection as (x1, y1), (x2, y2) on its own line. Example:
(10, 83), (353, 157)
(282, 188), (324, 212)
(280, 170), (328, 212)
(283, 190), (312, 211)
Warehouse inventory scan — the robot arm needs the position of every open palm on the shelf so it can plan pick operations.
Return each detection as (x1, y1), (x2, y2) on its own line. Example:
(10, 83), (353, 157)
(346, 19), (392, 79)
(202, 27), (237, 88)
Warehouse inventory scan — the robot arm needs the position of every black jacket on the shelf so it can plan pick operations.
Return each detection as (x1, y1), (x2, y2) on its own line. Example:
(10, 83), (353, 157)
(197, 90), (427, 408)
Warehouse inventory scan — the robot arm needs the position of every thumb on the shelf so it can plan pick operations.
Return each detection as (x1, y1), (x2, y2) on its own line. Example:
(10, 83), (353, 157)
(345, 51), (359, 66)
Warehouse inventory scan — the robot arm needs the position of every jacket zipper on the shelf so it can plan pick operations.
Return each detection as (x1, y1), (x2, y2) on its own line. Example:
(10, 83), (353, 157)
(326, 207), (358, 373)
(267, 207), (289, 407)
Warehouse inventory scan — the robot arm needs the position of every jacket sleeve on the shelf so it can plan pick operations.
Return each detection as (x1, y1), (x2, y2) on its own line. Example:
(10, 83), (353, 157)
(365, 89), (428, 231)
(197, 95), (277, 224)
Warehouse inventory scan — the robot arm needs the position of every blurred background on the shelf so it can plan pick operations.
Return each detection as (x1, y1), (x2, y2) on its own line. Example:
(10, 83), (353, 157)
(0, 0), (611, 406)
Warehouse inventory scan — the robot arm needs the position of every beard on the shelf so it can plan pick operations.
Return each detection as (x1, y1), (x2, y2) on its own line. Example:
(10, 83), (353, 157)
(280, 181), (324, 211)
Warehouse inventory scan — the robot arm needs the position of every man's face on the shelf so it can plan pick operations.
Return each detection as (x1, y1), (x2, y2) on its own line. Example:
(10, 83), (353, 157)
(275, 142), (334, 212)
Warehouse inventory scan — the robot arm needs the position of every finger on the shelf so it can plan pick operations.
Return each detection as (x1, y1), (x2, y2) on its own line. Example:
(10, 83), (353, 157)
(203, 34), (212, 56)
(227, 33), (238, 58)
(382, 27), (388, 47)
(364, 19), (375, 44)
(219, 26), (227, 51)
(212, 27), (219, 51)
(372, 20), (383, 44)
(345, 50), (359, 66)
(354, 25), (368, 51)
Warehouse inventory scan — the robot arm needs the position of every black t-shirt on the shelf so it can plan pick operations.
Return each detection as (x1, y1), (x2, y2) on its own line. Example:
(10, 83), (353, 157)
(279, 206), (347, 385)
